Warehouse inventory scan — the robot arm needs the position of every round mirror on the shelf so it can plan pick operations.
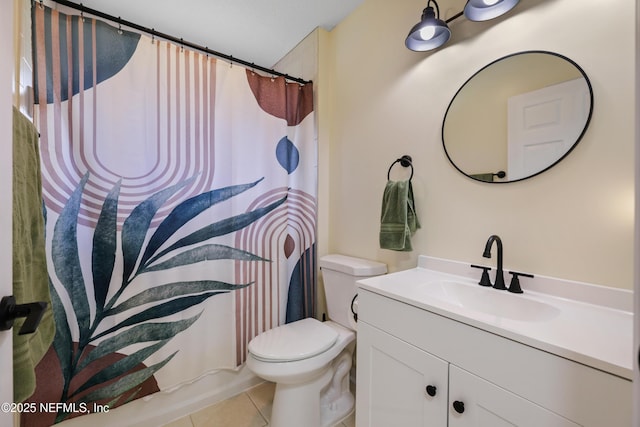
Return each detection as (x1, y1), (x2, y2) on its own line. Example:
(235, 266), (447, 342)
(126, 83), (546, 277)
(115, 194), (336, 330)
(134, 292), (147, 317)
(442, 51), (593, 183)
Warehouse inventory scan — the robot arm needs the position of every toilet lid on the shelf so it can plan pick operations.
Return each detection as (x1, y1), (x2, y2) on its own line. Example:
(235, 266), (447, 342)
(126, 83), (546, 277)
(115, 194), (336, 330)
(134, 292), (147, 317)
(248, 318), (339, 362)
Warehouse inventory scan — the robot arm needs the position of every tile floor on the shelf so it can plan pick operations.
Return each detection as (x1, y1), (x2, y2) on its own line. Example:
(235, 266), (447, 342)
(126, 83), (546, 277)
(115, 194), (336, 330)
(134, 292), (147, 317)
(163, 381), (356, 427)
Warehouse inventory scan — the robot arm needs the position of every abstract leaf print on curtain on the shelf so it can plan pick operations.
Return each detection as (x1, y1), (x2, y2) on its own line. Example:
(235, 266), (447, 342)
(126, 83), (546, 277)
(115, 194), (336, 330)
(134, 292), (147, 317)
(28, 5), (316, 425)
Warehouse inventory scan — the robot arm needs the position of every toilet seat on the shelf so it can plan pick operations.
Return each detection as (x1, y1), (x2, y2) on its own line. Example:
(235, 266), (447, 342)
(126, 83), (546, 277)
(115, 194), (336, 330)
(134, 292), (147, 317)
(248, 318), (339, 362)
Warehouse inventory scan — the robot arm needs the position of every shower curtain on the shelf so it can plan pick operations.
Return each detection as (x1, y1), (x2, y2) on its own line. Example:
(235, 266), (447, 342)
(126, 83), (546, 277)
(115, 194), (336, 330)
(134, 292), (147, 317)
(26, 4), (316, 425)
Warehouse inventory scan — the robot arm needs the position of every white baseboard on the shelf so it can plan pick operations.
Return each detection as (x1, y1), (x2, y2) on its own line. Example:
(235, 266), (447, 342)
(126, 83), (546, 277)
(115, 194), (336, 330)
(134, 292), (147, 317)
(57, 366), (262, 427)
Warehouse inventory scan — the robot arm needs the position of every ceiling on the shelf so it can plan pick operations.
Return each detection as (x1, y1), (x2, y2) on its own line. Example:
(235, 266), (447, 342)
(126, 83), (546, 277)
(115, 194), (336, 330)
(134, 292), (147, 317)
(75, 0), (365, 68)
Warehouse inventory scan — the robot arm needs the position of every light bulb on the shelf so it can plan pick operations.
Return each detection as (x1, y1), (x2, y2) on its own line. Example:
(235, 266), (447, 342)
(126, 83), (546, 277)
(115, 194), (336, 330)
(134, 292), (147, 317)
(483, 0), (500, 5)
(419, 26), (436, 40)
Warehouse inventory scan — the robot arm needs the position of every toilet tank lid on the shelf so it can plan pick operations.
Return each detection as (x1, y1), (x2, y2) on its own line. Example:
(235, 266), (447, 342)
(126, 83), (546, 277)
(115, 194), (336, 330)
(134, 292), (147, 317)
(319, 254), (387, 276)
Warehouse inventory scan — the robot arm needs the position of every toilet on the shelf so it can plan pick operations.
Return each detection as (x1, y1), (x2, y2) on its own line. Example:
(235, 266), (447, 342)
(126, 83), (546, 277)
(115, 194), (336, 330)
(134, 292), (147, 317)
(246, 254), (387, 427)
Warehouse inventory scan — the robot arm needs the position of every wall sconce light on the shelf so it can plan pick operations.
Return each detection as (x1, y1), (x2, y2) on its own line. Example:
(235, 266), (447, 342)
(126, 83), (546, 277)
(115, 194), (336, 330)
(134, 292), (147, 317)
(405, 0), (520, 52)
(405, 0), (451, 52)
(464, 0), (520, 21)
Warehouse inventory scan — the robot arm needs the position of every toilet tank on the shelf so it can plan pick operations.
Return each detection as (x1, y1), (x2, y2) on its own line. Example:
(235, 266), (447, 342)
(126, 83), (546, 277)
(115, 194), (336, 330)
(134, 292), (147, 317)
(319, 254), (387, 329)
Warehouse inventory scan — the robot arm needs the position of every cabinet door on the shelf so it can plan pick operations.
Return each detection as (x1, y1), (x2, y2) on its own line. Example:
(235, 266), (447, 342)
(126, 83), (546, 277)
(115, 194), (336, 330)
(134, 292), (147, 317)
(448, 365), (580, 427)
(356, 322), (448, 427)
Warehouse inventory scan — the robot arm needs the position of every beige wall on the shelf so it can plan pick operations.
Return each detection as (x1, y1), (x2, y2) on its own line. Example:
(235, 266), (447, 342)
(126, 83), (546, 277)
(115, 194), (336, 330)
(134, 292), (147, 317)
(14, 0), (32, 116)
(320, 0), (635, 289)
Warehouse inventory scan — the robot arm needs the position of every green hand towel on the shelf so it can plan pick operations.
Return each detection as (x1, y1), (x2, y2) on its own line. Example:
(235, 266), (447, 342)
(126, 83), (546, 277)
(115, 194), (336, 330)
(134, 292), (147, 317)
(12, 107), (55, 402)
(379, 180), (420, 251)
(470, 173), (494, 182)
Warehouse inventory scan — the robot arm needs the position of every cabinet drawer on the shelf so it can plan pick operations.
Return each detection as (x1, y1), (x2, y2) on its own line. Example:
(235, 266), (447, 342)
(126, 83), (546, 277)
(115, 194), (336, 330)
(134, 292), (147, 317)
(358, 289), (632, 426)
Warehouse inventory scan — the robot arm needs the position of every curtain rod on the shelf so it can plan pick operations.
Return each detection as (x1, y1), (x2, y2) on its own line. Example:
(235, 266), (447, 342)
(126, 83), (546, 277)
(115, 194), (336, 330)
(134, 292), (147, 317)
(45, 0), (312, 85)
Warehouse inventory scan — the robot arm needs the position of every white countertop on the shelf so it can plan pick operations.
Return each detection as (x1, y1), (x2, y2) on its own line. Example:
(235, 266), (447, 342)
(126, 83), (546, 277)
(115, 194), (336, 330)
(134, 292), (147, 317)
(357, 256), (633, 380)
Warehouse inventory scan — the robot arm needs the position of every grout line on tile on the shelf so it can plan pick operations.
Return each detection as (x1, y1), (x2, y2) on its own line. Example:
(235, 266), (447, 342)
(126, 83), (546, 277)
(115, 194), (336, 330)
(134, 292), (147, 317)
(245, 382), (275, 423)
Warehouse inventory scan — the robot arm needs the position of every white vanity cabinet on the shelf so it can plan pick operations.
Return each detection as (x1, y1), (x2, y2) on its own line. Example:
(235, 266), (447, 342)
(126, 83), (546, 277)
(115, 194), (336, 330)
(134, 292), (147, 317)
(356, 288), (632, 427)
(357, 321), (449, 426)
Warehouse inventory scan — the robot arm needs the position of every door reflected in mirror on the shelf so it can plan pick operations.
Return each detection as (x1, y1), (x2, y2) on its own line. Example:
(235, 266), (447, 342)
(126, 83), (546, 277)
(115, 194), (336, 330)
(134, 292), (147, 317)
(442, 51), (593, 183)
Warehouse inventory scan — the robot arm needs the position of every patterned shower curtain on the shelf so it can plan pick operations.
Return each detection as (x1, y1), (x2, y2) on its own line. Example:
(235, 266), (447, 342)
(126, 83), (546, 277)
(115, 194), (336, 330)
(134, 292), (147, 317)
(26, 4), (316, 425)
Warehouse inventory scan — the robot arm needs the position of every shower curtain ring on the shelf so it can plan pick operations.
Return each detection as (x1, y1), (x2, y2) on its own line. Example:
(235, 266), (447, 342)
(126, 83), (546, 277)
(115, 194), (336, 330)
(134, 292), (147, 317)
(39, 0), (44, 9)
(80, 4), (85, 22)
(117, 17), (123, 34)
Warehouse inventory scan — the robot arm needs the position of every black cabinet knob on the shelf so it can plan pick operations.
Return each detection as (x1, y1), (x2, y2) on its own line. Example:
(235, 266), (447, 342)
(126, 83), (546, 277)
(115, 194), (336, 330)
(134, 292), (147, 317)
(453, 400), (465, 414)
(425, 385), (437, 397)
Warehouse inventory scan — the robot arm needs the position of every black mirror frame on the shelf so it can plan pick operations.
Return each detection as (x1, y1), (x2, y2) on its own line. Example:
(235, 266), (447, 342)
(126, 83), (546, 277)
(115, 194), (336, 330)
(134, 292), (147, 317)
(442, 50), (594, 184)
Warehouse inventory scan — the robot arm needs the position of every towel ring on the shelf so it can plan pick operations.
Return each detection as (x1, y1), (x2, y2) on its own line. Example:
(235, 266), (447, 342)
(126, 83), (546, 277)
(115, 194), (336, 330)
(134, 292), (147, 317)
(387, 155), (414, 181)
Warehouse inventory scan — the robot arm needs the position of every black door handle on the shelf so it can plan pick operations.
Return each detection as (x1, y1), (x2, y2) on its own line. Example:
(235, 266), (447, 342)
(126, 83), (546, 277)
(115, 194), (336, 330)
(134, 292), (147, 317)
(0, 296), (47, 335)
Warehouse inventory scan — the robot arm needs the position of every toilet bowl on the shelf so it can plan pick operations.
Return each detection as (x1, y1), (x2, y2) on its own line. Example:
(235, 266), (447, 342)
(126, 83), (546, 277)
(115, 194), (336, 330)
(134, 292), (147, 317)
(246, 254), (386, 427)
(247, 319), (355, 427)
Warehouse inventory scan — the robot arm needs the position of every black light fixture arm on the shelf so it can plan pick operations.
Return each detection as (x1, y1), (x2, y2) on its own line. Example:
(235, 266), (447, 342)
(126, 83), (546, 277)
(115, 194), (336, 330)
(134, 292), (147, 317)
(427, 0), (440, 17)
(425, 0), (464, 24)
(45, 0), (312, 85)
(446, 11), (464, 23)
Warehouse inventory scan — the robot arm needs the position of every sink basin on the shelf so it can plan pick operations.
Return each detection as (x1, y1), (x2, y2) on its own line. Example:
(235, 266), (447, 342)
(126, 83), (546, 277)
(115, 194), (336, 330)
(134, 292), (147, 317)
(421, 280), (561, 322)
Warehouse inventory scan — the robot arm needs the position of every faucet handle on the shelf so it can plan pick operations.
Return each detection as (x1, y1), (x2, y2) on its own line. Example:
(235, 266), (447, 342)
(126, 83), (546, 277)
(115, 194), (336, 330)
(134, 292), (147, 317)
(507, 271), (534, 294)
(471, 264), (492, 287)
